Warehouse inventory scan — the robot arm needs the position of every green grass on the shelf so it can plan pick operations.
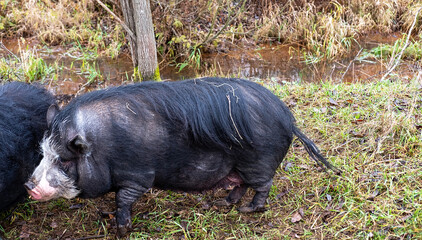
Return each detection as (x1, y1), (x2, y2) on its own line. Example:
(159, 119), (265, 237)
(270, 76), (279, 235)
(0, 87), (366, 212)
(266, 79), (422, 239)
(0, 48), (106, 85)
(0, 49), (56, 83)
(361, 35), (422, 61)
(79, 60), (103, 85)
(1, 77), (421, 239)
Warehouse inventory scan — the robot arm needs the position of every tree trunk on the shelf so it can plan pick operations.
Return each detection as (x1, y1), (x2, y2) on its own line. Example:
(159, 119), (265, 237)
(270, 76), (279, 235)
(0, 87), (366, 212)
(120, 0), (160, 81)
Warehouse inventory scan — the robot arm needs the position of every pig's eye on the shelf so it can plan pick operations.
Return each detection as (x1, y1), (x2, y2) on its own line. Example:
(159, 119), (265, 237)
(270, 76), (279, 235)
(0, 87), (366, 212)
(58, 157), (74, 171)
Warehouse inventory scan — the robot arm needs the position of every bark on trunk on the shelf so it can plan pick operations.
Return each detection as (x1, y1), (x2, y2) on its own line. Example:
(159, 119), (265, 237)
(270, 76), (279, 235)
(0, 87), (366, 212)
(120, 0), (160, 81)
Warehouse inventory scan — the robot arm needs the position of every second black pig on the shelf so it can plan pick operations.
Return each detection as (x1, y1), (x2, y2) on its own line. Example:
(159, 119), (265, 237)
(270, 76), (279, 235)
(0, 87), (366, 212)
(0, 82), (55, 212)
(26, 77), (339, 235)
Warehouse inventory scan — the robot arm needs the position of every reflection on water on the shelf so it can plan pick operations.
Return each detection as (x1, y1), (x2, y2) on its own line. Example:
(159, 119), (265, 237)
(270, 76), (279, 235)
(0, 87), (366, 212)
(201, 44), (306, 82)
(0, 33), (419, 97)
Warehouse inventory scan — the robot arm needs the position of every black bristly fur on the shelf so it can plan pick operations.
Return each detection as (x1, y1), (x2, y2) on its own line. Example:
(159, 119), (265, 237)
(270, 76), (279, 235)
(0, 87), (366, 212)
(41, 77), (337, 235)
(0, 82), (55, 211)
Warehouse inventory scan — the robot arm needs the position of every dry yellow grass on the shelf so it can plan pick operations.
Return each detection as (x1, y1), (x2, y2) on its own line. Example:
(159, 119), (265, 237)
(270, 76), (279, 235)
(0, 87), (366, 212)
(1, 0), (420, 62)
(13, 0), (95, 44)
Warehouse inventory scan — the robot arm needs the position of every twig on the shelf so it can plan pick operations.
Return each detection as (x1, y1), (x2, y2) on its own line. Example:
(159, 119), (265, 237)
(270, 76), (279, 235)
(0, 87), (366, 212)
(340, 48), (363, 81)
(380, 6), (422, 81)
(0, 41), (20, 61)
(95, 0), (136, 41)
(58, 229), (67, 240)
(198, 1), (222, 48)
(198, 0), (247, 47)
(0, 40), (24, 81)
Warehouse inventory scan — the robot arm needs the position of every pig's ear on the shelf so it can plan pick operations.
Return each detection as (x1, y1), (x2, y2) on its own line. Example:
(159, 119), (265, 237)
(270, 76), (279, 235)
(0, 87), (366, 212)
(68, 135), (90, 154)
(46, 104), (59, 128)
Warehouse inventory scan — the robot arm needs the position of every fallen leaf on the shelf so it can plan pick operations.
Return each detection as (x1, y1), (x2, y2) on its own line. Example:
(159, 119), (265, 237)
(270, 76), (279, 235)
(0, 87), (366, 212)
(298, 164), (310, 169)
(291, 211), (302, 223)
(288, 99), (297, 107)
(202, 202), (210, 209)
(298, 207), (304, 217)
(352, 119), (365, 124)
(367, 189), (380, 201)
(394, 99), (409, 109)
(329, 97), (338, 106)
(351, 131), (365, 138)
(69, 203), (83, 209)
(284, 162), (293, 172)
(50, 221), (58, 229)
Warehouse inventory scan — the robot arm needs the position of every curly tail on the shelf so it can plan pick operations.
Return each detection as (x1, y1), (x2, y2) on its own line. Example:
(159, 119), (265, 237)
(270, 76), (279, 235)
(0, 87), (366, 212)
(293, 127), (341, 174)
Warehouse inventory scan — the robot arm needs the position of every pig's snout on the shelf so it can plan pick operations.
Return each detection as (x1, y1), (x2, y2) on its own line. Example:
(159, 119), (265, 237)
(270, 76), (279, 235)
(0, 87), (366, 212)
(24, 181), (35, 191)
(24, 180), (43, 200)
(24, 177), (56, 201)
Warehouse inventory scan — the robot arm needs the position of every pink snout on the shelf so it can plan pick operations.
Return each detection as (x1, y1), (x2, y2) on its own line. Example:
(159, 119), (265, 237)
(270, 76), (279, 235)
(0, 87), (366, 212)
(24, 180), (56, 201)
(26, 188), (43, 200)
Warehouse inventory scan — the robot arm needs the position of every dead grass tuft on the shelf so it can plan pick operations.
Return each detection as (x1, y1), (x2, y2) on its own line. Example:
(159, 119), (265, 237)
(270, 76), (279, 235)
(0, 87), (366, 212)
(14, 0), (95, 44)
(151, 0), (419, 65)
(1, 0), (420, 63)
(0, 0), (125, 58)
(402, 3), (422, 35)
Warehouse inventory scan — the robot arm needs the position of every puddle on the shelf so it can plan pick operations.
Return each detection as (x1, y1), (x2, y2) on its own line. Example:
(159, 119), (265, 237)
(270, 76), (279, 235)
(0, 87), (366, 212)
(201, 44), (306, 82)
(0, 33), (419, 97)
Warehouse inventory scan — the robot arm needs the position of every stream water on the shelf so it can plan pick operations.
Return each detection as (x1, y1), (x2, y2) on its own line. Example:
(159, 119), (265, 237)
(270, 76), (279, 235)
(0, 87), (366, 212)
(0, 33), (419, 97)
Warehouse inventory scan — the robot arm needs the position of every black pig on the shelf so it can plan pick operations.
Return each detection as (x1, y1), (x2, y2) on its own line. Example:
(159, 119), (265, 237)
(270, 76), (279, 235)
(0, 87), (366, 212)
(25, 77), (338, 235)
(0, 82), (55, 212)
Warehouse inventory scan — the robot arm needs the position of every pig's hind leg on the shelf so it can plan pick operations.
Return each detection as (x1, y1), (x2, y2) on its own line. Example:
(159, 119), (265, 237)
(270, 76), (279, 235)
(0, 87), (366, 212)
(215, 184), (248, 206)
(216, 180), (273, 212)
(214, 167), (275, 212)
(235, 155), (283, 213)
(213, 170), (248, 207)
(237, 180), (273, 213)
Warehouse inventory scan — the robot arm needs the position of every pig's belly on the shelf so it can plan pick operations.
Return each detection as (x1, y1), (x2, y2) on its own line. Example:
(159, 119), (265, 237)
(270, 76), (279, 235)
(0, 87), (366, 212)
(154, 153), (237, 191)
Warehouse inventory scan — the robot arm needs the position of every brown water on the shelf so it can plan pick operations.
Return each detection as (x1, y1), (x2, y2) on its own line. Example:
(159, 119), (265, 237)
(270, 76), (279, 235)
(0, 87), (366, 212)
(199, 33), (417, 83)
(0, 33), (418, 97)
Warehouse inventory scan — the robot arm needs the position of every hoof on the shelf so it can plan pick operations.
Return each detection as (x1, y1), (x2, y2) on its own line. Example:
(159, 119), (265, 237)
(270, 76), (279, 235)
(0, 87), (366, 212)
(117, 224), (129, 237)
(238, 205), (266, 213)
(117, 221), (133, 237)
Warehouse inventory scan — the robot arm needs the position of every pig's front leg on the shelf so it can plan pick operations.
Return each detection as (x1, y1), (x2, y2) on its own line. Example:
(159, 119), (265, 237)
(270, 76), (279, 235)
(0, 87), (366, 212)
(115, 185), (148, 236)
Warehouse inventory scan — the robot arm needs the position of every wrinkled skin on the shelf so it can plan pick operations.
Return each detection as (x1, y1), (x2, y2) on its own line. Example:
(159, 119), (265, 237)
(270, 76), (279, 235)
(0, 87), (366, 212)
(0, 82), (55, 212)
(26, 78), (337, 236)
